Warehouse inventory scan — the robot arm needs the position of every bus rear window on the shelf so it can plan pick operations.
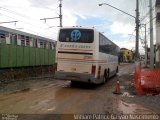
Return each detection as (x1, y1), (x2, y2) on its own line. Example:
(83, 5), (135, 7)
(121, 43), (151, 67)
(59, 29), (94, 43)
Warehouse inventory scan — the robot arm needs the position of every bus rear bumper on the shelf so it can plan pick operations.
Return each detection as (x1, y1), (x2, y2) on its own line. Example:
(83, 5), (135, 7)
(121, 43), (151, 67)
(54, 71), (99, 84)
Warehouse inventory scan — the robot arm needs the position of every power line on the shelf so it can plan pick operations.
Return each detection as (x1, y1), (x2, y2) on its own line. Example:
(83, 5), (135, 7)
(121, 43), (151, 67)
(0, 7), (28, 18)
(0, 12), (46, 30)
(0, 20), (18, 24)
(145, 16), (156, 25)
(40, 0), (62, 27)
(0, 5), (61, 29)
(128, 30), (136, 42)
(0, 12), (54, 39)
(32, 1), (59, 15)
(139, 0), (156, 23)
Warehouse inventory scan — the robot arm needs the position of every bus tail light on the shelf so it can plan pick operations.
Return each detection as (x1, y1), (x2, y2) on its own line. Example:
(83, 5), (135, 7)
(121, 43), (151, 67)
(91, 65), (96, 75)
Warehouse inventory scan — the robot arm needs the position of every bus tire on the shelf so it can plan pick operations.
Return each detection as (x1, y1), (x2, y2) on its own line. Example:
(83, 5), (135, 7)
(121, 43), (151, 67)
(107, 69), (110, 80)
(116, 66), (119, 73)
(71, 81), (78, 84)
(102, 70), (107, 84)
(116, 66), (119, 75)
(71, 81), (79, 86)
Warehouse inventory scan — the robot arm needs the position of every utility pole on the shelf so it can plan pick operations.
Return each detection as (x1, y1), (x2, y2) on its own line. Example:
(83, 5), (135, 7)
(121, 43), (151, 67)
(149, 0), (154, 68)
(135, 0), (140, 60)
(40, 0), (62, 27)
(59, 0), (62, 27)
(144, 24), (147, 67)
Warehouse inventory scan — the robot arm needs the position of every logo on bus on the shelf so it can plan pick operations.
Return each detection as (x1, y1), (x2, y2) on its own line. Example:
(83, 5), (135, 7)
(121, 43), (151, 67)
(71, 30), (81, 41)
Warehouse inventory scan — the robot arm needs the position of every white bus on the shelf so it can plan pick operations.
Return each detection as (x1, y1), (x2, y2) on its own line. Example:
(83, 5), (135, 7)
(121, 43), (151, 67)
(55, 26), (120, 84)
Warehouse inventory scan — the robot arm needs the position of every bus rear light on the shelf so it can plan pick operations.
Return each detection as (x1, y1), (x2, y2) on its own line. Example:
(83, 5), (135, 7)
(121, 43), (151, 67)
(91, 65), (96, 75)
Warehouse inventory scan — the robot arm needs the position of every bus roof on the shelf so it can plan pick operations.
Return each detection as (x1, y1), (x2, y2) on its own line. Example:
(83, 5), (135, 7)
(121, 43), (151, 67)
(59, 26), (97, 30)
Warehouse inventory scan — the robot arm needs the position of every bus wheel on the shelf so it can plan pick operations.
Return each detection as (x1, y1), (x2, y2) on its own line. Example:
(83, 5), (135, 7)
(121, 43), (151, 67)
(116, 67), (119, 75)
(71, 81), (79, 86)
(103, 71), (107, 84)
(71, 81), (78, 84)
(116, 67), (119, 73)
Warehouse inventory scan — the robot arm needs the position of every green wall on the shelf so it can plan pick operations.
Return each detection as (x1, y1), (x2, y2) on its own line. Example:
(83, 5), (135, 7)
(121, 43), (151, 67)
(0, 44), (56, 68)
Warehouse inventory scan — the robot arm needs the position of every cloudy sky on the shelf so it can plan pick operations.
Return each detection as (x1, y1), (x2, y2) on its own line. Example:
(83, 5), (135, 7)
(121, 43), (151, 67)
(0, 0), (156, 54)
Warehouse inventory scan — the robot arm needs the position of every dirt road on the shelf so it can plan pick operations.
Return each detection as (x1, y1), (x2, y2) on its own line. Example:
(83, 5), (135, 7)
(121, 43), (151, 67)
(0, 63), (160, 120)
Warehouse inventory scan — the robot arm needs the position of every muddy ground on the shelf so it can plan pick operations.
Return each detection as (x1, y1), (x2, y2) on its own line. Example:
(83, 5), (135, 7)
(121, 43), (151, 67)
(0, 63), (159, 120)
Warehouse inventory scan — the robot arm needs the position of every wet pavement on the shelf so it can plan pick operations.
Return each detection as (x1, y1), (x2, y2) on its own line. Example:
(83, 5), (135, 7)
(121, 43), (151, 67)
(0, 63), (160, 119)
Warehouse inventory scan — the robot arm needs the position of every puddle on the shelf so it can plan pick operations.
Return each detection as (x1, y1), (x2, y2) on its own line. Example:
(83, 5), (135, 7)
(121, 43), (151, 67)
(130, 73), (134, 76)
(47, 107), (56, 111)
(10, 88), (30, 94)
(122, 92), (134, 98)
(29, 99), (56, 112)
(118, 100), (155, 114)
(120, 86), (125, 89)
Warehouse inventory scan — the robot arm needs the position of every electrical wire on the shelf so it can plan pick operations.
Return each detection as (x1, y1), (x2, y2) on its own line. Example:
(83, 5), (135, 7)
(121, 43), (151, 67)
(0, 7), (29, 18)
(0, 1), (61, 29)
(128, 30), (136, 42)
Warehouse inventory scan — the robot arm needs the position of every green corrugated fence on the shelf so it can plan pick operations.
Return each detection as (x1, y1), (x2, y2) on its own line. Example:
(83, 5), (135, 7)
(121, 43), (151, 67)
(0, 44), (56, 68)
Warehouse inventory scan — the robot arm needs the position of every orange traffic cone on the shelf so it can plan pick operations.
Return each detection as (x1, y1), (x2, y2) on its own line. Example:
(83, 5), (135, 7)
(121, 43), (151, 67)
(113, 80), (121, 94)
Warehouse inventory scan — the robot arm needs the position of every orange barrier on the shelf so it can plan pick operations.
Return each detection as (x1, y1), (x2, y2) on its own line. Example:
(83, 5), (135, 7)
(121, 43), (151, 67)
(113, 80), (122, 95)
(141, 69), (160, 94)
(134, 62), (160, 95)
(115, 80), (121, 94)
